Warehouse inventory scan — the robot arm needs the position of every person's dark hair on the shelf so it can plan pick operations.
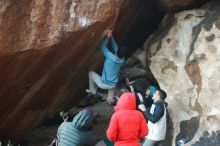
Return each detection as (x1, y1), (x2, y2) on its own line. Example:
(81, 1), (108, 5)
(158, 89), (167, 100)
(117, 46), (126, 58)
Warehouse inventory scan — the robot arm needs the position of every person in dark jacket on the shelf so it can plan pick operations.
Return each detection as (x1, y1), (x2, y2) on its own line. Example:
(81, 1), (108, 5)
(57, 108), (97, 146)
(86, 30), (126, 105)
(138, 89), (167, 146)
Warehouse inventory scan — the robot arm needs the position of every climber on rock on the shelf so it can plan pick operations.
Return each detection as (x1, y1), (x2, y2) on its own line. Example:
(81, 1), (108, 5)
(83, 29), (126, 106)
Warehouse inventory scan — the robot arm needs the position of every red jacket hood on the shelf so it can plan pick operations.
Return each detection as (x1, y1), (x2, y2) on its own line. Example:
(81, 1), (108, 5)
(114, 92), (136, 111)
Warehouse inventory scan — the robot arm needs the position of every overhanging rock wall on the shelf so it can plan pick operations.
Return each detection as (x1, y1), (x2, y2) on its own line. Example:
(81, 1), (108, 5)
(0, 0), (164, 140)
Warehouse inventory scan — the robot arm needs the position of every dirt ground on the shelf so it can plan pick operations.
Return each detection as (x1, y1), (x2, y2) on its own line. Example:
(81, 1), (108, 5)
(25, 100), (114, 146)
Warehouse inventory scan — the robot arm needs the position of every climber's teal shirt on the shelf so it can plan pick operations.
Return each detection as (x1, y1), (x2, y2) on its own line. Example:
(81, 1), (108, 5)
(100, 36), (125, 86)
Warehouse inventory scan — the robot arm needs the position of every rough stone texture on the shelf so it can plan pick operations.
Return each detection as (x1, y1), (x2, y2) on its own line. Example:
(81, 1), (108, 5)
(114, 0), (164, 57)
(0, 0), (118, 53)
(143, 1), (220, 145)
(154, 0), (209, 11)
(192, 131), (220, 146)
(0, 0), (165, 140)
(0, 0), (120, 140)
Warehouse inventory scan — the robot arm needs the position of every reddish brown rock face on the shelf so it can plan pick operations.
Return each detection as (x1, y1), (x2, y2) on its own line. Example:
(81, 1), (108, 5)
(0, 0), (164, 140)
(0, 0), (120, 53)
(0, 0), (121, 139)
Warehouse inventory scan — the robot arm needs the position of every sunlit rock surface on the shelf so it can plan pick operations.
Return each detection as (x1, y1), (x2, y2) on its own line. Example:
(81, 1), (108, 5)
(144, 1), (220, 145)
(0, 0), (164, 140)
(0, 0), (120, 53)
